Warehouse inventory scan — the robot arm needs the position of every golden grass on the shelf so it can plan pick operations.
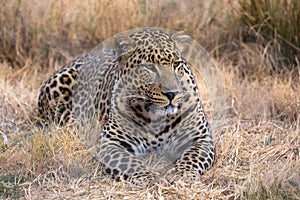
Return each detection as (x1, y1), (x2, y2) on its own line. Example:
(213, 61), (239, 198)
(0, 0), (299, 199)
(0, 0), (227, 69)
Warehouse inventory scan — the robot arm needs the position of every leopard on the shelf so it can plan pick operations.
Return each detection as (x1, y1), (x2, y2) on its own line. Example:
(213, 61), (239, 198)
(38, 28), (215, 188)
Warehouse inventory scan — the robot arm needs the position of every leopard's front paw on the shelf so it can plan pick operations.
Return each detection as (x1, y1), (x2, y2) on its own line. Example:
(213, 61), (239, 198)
(164, 166), (201, 185)
(164, 168), (181, 184)
(129, 171), (161, 189)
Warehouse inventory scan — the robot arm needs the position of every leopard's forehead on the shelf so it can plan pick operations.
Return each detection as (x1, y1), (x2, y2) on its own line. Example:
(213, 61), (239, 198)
(120, 29), (183, 69)
(129, 29), (177, 50)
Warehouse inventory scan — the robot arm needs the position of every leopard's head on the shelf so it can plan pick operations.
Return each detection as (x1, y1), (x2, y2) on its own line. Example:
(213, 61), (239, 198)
(110, 29), (198, 126)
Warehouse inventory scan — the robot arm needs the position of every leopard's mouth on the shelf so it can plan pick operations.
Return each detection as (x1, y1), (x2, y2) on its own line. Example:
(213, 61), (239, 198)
(151, 103), (181, 116)
(133, 97), (182, 116)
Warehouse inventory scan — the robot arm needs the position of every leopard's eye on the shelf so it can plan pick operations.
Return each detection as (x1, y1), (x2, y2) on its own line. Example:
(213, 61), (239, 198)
(173, 61), (184, 78)
(173, 61), (181, 69)
(138, 64), (157, 83)
(175, 64), (184, 78)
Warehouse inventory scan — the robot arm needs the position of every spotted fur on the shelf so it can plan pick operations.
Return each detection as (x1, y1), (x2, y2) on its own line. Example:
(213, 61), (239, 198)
(38, 29), (215, 188)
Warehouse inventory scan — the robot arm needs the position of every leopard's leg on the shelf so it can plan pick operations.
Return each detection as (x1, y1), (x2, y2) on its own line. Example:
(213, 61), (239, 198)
(96, 139), (161, 188)
(165, 134), (215, 183)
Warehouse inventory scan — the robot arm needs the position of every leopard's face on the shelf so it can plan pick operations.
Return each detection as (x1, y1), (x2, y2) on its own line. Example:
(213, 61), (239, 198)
(124, 63), (184, 117)
(113, 44), (194, 127)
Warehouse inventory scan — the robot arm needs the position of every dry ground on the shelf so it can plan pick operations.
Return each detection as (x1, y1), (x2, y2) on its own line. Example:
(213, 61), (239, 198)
(0, 0), (299, 199)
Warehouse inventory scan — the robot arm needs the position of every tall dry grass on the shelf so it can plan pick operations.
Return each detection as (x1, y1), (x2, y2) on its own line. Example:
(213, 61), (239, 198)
(0, 0), (226, 69)
(0, 0), (299, 199)
(239, 0), (300, 70)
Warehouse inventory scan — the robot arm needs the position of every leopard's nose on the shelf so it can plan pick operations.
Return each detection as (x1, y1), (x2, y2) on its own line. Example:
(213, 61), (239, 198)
(162, 91), (179, 101)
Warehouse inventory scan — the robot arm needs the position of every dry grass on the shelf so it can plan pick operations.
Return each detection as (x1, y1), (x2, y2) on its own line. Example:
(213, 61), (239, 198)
(239, 0), (300, 69)
(0, 0), (299, 199)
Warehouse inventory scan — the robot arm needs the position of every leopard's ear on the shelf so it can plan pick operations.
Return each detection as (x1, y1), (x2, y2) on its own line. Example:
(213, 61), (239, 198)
(172, 31), (207, 64)
(92, 31), (136, 58)
(170, 30), (188, 53)
(114, 35), (136, 57)
(172, 30), (215, 73)
(113, 34), (136, 70)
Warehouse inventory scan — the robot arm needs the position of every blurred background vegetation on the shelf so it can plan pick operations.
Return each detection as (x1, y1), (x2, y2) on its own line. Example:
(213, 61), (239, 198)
(0, 0), (299, 76)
